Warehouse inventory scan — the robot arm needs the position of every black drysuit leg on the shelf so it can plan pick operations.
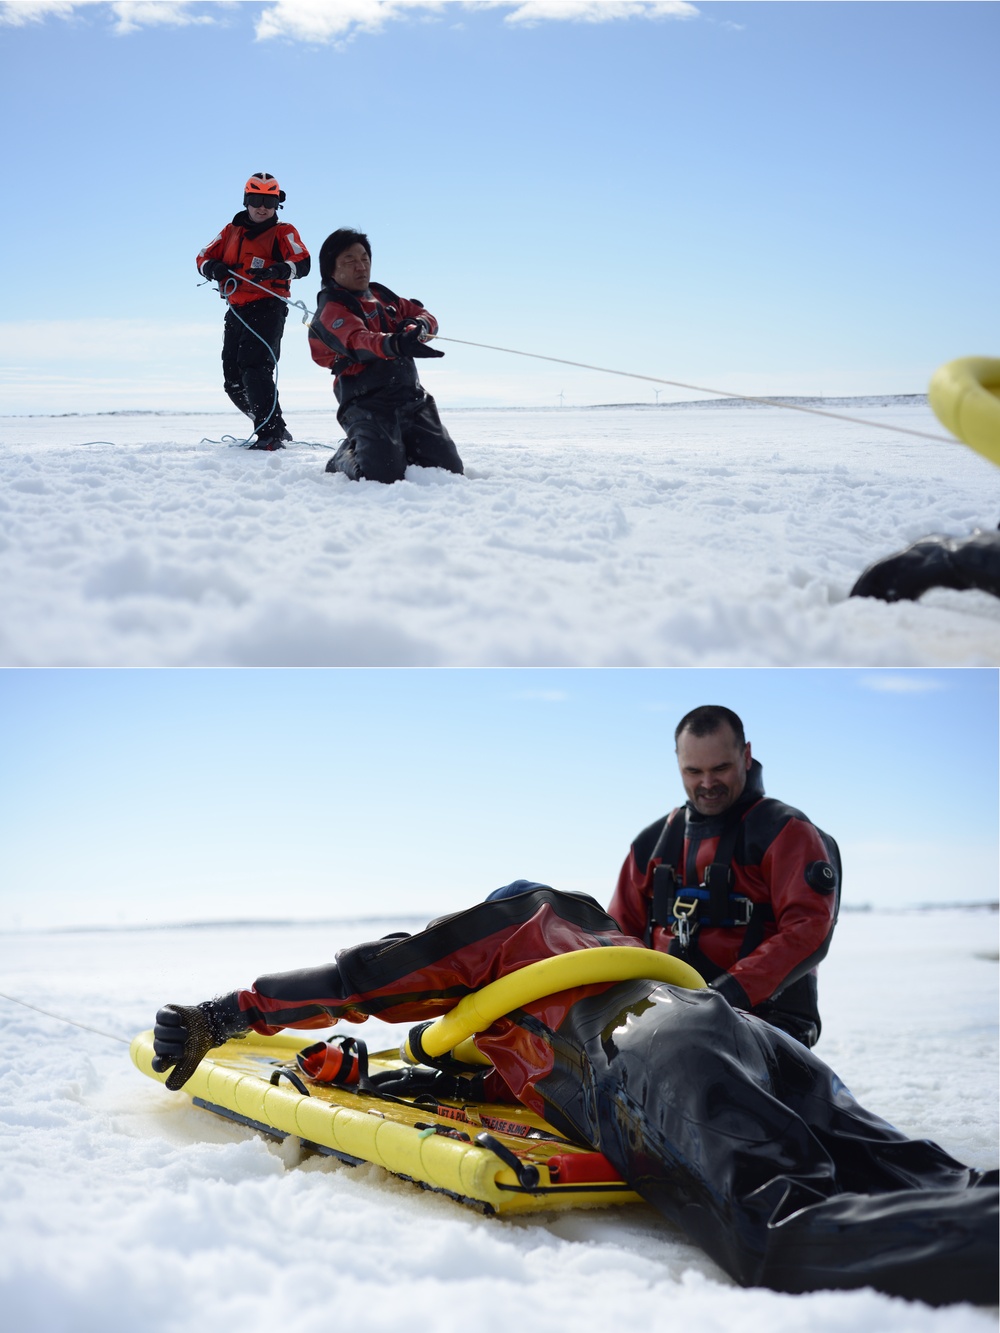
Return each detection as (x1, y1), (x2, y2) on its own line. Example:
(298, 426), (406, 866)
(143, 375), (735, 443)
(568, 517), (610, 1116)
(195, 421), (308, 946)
(331, 391), (463, 483)
(221, 298), (287, 433)
(544, 981), (998, 1305)
(398, 394), (464, 475)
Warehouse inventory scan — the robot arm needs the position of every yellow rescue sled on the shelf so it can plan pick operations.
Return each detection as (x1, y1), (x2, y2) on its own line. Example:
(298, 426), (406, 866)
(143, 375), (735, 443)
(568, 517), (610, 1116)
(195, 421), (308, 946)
(131, 946), (705, 1214)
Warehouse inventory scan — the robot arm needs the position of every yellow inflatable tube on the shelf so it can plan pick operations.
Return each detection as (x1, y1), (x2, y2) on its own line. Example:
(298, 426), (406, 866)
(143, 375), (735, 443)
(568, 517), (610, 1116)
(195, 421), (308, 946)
(405, 946), (706, 1064)
(928, 356), (1000, 468)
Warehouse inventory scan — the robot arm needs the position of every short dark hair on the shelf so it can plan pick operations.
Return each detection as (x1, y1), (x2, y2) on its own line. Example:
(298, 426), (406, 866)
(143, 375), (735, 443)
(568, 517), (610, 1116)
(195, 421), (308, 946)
(674, 705), (746, 749)
(319, 229), (372, 285)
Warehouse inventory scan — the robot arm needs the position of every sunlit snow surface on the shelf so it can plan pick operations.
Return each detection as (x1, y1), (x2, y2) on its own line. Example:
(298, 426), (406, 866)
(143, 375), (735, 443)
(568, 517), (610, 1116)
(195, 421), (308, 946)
(2, 399), (999, 666)
(0, 909), (996, 1332)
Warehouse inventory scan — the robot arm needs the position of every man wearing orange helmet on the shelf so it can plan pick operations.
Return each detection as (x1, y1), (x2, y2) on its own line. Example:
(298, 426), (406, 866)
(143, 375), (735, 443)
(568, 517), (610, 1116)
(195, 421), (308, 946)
(197, 173), (311, 451)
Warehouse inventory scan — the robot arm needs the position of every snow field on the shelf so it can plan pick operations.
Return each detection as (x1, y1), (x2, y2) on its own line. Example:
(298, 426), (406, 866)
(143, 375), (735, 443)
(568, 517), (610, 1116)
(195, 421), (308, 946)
(2, 400), (999, 666)
(0, 909), (996, 1333)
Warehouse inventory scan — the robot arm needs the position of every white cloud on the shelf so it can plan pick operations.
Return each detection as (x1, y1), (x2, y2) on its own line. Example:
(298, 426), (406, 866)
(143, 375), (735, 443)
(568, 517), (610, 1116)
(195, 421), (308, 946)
(0, 0), (698, 38)
(0, 1), (223, 31)
(108, 1), (218, 33)
(857, 673), (947, 695)
(254, 0), (696, 45)
(500, 2), (697, 28)
(0, 1), (79, 23)
(255, 0), (445, 44)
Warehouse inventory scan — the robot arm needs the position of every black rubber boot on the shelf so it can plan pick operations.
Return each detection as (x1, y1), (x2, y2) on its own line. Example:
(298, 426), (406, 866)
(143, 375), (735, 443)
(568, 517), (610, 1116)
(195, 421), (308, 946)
(249, 418), (288, 451)
(325, 439), (361, 478)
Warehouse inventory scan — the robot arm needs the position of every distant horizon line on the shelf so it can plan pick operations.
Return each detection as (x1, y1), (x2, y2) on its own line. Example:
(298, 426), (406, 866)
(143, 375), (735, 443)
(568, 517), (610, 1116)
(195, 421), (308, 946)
(1, 393), (929, 422)
(1, 899), (995, 936)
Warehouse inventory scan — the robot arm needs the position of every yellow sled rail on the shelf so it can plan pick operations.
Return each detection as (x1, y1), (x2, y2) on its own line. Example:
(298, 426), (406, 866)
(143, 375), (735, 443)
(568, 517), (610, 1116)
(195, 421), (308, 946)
(928, 356), (1000, 469)
(132, 1027), (612, 1212)
(404, 946), (706, 1064)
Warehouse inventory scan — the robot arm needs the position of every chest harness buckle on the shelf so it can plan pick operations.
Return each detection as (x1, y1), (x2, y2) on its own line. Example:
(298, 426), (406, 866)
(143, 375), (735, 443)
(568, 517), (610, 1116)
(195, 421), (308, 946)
(647, 813), (768, 952)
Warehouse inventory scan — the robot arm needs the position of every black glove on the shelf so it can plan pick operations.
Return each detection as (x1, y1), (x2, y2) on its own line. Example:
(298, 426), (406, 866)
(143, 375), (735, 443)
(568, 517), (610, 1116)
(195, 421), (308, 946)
(250, 263), (292, 282)
(151, 994), (247, 1090)
(203, 260), (238, 283)
(403, 316), (432, 341)
(385, 327), (445, 359)
(709, 973), (751, 1010)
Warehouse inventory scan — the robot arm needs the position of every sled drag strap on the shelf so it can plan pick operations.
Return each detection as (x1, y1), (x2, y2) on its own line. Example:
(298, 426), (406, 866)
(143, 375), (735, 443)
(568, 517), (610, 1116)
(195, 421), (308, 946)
(474, 1133), (540, 1190)
(296, 1035), (367, 1086)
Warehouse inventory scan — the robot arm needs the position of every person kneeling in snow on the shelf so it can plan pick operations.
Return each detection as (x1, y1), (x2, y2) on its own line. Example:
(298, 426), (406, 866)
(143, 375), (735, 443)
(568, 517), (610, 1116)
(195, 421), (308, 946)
(150, 886), (997, 1307)
(851, 525), (1000, 602)
(308, 229), (464, 484)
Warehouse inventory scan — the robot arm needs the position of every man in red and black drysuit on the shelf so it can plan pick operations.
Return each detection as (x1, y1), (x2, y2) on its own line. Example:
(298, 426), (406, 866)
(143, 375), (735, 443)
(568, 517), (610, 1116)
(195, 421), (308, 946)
(307, 228), (463, 483)
(150, 885), (997, 1306)
(609, 705), (840, 1047)
(197, 172), (311, 451)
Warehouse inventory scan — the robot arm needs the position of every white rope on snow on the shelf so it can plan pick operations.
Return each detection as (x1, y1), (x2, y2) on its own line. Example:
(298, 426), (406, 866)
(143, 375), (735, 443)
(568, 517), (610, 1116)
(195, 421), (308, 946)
(0, 988), (131, 1045)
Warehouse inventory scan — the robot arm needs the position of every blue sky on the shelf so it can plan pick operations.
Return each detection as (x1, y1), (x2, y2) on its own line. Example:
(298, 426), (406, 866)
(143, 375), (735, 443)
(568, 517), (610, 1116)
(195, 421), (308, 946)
(1, 1), (998, 415)
(0, 667), (996, 929)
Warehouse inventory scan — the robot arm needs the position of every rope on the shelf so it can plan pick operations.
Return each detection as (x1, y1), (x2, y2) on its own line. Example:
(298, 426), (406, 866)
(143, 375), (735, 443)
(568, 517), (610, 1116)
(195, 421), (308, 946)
(202, 271), (335, 449)
(198, 271), (292, 448)
(432, 336), (956, 445)
(227, 267), (314, 327)
(209, 271), (957, 446)
(0, 988), (131, 1045)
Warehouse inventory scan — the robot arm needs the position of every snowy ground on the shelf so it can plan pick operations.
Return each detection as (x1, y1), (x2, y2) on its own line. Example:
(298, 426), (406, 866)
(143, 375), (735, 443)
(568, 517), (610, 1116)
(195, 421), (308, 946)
(2, 398), (999, 667)
(0, 908), (996, 1333)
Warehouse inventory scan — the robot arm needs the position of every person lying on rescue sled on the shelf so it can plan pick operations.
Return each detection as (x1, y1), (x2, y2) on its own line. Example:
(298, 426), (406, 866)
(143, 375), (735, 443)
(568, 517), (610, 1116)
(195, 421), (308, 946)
(197, 172), (311, 451)
(151, 885), (997, 1307)
(608, 705), (841, 1048)
(307, 229), (464, 484)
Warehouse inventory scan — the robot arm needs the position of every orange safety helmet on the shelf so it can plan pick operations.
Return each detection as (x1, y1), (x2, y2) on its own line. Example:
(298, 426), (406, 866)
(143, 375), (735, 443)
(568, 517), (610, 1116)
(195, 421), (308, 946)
(243, 172), (286, 207)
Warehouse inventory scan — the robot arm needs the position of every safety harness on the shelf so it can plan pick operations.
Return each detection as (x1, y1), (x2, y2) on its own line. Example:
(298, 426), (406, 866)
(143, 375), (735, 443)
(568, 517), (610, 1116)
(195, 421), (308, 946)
(647, 807), (775, 959)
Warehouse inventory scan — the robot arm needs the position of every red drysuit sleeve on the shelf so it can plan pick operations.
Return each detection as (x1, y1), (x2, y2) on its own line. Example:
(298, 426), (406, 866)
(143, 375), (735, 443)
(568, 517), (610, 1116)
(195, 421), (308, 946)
(231, 889), (646, 1116)
(608, 846), (653, 940)
(308, 295), (438, 371)
(723, 817), (837, 1007)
